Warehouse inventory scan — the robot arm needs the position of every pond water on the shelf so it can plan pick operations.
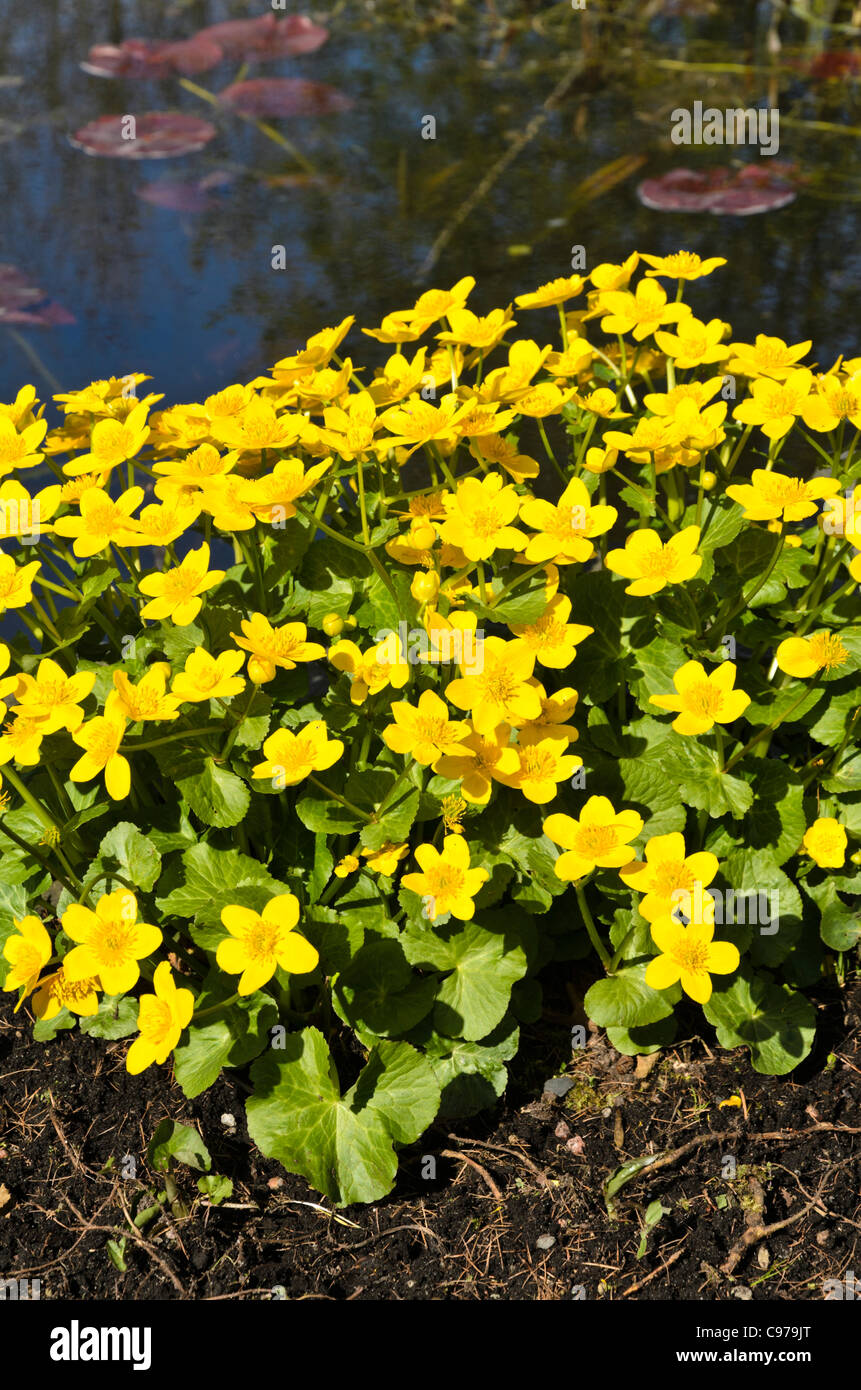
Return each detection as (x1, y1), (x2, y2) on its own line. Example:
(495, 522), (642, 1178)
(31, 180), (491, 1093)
(3, 0), (861, 411)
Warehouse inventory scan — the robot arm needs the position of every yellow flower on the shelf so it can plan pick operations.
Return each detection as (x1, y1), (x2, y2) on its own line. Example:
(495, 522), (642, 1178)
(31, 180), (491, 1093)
(645, 917), (739, 1004)
(216, 894), (318, 995)
(0, 643), (18, 721)
(605, 525), (702, 596)
(329, 636), (410, 705)
(437, 306), (515, 351)
(726, 469), (840, 523)
(644, 378), (724, 416)
(434, 720), (519, 805)
(544, 796), (644, 882)
(70, 711), (130, 799)
(478, 339), (551, 403)
(135, 497), (203, 546)
(603, 415), (679, 464)
(514, 382), (578, 418)
(776, 631), (849, 678)
(367, 348), (427, 407)
(362, 311), (428, 345)
(61, 891), (162, 995)
(126, 962), (194, 1074)
(441, 793), (468, 834)
(54, 375), (154, 417)
(0, 416), (48, 477)
(581, 445), (619, 474)
(802, 817), (847, 869)
(32, 967), (100, 1021)
(382, 689), (474, 766)
(650, 660), (750, 736)
(110, 665), (180, 723)
(53, 486), (143, 558)
(401, 276), (476, 324)
(62, 401), (150, 477)
(0, 384), (38, 428)
(361, 842), (409, 877)
(335, 854), (360, 878)
(439, 473), (527, 562)
(639, 250), (726, 281)
(726, 335), (811, 381)
(211, 399), (305, 452)
(0, 555), (40, 613)
(619, 833), (720, 923)
(232, 613), (325, 685)
(138, 543), (225, 626)
(600, 278), (690, 341)
(252, 721), (344, 785)
(247, 458), (332, 524)
(510, 594), (593, 666)
(2, 915), (52, 1003)
(732, 369), (813, 441)
(0, 713), (45, 767)
(495, 728), (582, 804)
(800, 372), (861, 433)
(401, 834), (489, 921)
(654, 317), (729, 369)
(445, 636), (541, 734)
(152, 442), (234, 499)
(468, 433), (540, 482)
(171, 648), (246, 703)
(518, 683), (580, 741)
(515, 275), (585, 310)
(379, 394), (471, 460)
(14, 658), (96, 733)
(519, 477), (617, 565)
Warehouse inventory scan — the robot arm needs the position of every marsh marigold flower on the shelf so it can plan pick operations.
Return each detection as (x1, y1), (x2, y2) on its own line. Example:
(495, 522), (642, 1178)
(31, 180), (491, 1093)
(70, 710), (129, 799)
(434, 720), (519, 805)
(139, 543), (225, 627)
(802, 817), (847, 869)
(650, 660), (750, 736)
(519, 477), (617, 565)
(110, 665), (180, 723)
(510, 594), (593, 666)
(605, 525), (702, 596)
(62, 401), (150, 477)
(645, 917), (739, 1004)
(439, 473), (527, 563)
(776, 631), (849, 679)
(726, 334), (811, 381)
(515, 276), (585, 310)
(445, 636), (541, 734)
(329, 636), (410, 705)
(61, 891), (162, 995)
(654, 317), (729, 370)
(600, 278), (690, 342)
(15, 658), (96, 733)
(2, 915), (52, 1004)
(401, 834), (489, 922)
(171, 648), (246, 703)
(726, 468), (840, 523)
(252, 721), (344, 786)
(801, 371), (861, 433)
(543, 796), (643, 882)
(496, 728), (582, 805)
(0, 555), (40, 613)
(32, 967), (100, 1022)
(361, 842), (409, 877)
(53, 486), (143, 558)
(233, 613), (325, 685)
(0, 714), (45, 767)
(619, 833), (719, 924)
(732, 369), (813, 441)
(382, 689), (473, 766)
(126, 962), (194, 1075)
(639, 251), (726, 281)
(216, 894), (318, 995)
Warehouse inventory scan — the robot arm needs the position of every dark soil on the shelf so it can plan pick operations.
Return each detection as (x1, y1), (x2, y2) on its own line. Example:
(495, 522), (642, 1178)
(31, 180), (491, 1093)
(1, 977), (859, 1301)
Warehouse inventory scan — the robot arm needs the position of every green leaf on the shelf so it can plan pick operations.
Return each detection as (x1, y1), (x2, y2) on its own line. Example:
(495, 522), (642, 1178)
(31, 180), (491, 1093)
(97, 822), (162, 893)
(333, 940), (437, 1040)
(410, 1015), (520, 1118)
(402, 916), (528, 1040)
(720, 848), (802, 966)
(702, 966), (816, 1075)
(197, 1174), (234, 1205)
(804, 879), (861, 951)
(147, 1120), (211, 1173)
(156, 842), (290, 943)
(606, 1015), (677, 1056)
(79, 994), (139, 1040)
(659, 738), (754, 819)
(741, 764), (805, 866)
(295, 786), (364, 834)
(246, 1029), (441, 1205)
(173, 983), (278, 1099)
(176, 757), (250, 829)
(584, 962), (676, 1029)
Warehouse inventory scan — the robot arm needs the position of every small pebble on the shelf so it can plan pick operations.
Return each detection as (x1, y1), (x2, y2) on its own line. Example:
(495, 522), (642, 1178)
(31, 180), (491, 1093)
(566, 1135), (585, 1156)
(220, 1113), (237, 1131)
(543, 1076), (575, 1098)
(536, 1234), (557, 1251)
(731, 1285), (753, 1300)
(554, 1120), (571, 1140)
(601, 1106), (613, 1118)
(267, 1177), (284, 1190)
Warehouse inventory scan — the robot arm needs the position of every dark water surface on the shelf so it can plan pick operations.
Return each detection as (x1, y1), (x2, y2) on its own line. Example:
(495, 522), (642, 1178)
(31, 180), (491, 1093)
(3, 0), (861, 410)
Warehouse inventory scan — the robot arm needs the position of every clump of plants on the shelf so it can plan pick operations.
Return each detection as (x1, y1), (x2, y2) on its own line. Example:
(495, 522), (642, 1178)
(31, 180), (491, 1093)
(1, 249), (859, 1203)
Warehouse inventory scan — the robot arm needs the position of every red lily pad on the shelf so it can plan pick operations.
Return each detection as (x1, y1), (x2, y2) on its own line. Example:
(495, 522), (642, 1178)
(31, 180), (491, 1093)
(218, 78), (352, 118)
(136, 170), (234, 211)
(637, 164), (798, 215)
(196, 14), (328, 60)
(81, 36), (223, 79)
(0, 265), (75, 327)
(69, 112), (218, 159)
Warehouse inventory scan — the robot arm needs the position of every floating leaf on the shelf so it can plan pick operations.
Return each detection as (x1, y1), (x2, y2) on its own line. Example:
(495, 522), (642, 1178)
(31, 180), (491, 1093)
(0, 264), (75, 327)
(196, 14), (328, 61)
(637, 164), (798, 216)
(69, 112), (217, 159)
(218, 78), (352, 119)
(80, 37), (223, 79)
(136, 172), (232, 212)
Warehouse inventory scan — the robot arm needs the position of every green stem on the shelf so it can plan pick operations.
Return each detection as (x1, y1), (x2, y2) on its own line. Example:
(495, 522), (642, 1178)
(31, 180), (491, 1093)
(575, 878), (612, 973)
(307, 774), (371, 822)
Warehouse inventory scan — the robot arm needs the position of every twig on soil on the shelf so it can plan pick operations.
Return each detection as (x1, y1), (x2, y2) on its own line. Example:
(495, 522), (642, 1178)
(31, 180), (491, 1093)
(59, 1193), (187, 1297)
(441, 1148), (503, 1200)
(621, 1246), (685, 1297)
(447, 1133), (551, 1189)
(721, 1182), (828, 1277)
